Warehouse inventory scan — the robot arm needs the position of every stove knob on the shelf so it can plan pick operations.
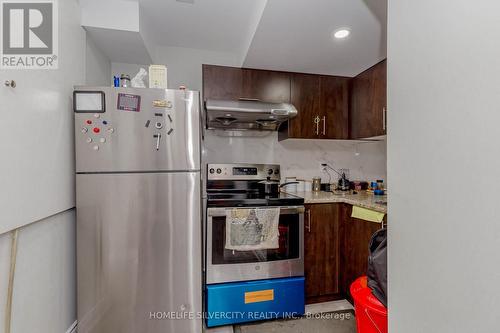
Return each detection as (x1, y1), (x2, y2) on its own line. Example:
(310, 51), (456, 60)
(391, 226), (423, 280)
(209, 168), (215, 174)
(267, 169), (274, 175)
(274, 169), (280, 175)
(216, 168), (222, 174)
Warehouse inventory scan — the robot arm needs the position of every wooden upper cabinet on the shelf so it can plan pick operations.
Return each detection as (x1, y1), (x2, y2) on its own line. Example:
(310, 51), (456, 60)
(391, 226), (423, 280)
(349, 60), (387, 139)
(202, 65), (243, 100)
(241, 69), (290, 103)
(279, 73), (350, 140)
(203, 64), (351, 140)
(284, 73), (321, 139)
(320, 76), (350, 139)
(202, 64), (290, 103)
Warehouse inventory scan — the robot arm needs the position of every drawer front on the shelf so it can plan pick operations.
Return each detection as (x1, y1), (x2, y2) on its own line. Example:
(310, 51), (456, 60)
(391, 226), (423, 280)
(206, 277), (305, 327)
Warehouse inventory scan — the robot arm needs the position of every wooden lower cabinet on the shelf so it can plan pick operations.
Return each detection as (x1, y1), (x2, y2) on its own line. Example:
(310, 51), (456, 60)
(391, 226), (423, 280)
(304, 204), (342, 304)
(340, 204), (385, 302)
(304, 203), (385, 304)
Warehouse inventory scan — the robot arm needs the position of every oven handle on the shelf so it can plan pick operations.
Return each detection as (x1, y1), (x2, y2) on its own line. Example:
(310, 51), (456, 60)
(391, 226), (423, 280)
(207, 206), (305, 217)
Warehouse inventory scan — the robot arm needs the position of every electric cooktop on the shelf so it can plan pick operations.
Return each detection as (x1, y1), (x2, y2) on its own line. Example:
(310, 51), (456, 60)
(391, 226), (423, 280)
(207, 192), (304, 208)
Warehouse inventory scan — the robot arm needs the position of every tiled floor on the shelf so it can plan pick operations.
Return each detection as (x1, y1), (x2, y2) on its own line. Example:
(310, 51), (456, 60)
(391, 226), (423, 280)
(205, 300), (356, 333)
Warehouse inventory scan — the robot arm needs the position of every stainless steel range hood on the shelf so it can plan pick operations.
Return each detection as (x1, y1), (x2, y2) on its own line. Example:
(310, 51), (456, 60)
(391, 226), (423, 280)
(205, 99), (298, 131)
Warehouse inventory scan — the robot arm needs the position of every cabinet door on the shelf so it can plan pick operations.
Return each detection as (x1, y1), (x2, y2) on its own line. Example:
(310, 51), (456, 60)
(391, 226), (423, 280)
(320, 76), (350, 139)
(202, 65), (243, 101)
(350, 60), (387, 139)
(304, 204), (341, 303)
(241, 69), (290, 103)
(286, 73), (321, 139)
(340, 204), (384, 301)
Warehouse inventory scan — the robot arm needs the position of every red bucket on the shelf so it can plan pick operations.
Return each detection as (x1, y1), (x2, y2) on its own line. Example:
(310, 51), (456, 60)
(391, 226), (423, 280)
(350, 276), (388, 333)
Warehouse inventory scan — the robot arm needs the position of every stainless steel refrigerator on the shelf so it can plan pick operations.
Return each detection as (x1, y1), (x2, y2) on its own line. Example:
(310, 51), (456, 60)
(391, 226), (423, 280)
(73, 87), (202, 333)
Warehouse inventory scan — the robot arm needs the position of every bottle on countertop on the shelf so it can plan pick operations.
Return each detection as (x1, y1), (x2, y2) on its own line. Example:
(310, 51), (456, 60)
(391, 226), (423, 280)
(374, 179), (385, 195)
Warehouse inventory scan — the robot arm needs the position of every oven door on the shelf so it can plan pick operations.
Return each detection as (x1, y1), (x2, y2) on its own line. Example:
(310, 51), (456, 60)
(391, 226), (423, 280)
(206, 206), (304, 284)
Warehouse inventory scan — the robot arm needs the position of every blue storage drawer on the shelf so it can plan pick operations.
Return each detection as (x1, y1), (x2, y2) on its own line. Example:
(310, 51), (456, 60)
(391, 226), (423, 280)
(206, 277), (305, 327)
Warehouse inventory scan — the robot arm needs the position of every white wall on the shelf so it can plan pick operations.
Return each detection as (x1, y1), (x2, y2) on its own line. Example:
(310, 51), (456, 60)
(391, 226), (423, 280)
(80, 0), (140, 32)
(205, 134), (387, 183)
(85, 35), (111, 86)
(0, 0), (110, 332)
(152, 46), (241, 90)
(0, 0), (85, 234)
(9, 211), (76, 333)
(388, 1), (500, 332)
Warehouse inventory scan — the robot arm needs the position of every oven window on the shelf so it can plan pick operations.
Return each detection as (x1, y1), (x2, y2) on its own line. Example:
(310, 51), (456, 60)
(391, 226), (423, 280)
(211, 213), (300, 264)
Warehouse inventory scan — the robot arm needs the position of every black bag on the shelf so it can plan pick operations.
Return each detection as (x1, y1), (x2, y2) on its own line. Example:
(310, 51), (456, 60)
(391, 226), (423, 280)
(367, 228), (387, 307)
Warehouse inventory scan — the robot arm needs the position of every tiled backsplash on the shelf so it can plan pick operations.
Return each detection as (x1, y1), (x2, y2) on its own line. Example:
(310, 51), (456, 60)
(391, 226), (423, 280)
(203, 132), (387, 184)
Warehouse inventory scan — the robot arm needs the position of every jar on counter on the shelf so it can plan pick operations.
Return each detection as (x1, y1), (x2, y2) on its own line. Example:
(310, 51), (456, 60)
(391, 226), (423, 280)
(312, 177), (321, 192)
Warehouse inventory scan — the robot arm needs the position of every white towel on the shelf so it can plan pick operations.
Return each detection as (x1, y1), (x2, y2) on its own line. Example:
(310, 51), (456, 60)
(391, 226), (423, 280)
(225, 208), (280, 251)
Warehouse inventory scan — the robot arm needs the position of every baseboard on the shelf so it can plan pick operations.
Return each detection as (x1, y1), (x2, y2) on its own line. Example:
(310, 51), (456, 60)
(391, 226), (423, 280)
(65, 320), (77, 333)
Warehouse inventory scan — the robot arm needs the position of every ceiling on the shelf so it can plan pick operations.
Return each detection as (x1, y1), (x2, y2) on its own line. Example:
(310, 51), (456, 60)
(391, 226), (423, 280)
(86, 0), (387, 77)
(243, 0), (387, 76)
(139, 0), (267, 60)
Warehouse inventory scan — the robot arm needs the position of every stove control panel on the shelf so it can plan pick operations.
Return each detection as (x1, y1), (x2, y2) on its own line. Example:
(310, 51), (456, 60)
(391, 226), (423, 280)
(207, 164), (280, 181)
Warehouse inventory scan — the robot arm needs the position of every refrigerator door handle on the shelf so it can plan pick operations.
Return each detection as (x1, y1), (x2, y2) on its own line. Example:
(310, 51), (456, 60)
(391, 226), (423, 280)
(154, 133), (162, 150)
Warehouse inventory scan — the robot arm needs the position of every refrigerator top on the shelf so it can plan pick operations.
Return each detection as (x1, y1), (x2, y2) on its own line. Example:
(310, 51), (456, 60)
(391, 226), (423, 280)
(74, 87), (201, 173)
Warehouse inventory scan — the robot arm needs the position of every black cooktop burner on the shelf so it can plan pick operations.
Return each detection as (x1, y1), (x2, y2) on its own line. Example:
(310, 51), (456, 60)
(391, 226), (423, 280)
(207, 192), (304, 207)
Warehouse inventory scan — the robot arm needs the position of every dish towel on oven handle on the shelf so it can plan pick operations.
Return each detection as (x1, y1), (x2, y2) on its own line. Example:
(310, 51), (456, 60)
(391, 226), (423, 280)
(225, 207), (281, 251)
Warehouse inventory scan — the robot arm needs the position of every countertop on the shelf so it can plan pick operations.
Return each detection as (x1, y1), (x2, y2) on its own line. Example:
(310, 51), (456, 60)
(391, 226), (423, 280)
(286, 190), (388, 214)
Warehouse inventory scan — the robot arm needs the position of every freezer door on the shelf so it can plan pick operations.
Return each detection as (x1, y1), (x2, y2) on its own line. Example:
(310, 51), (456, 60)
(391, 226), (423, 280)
(76, 172), (202, 333)
(74, 88), (200, 173)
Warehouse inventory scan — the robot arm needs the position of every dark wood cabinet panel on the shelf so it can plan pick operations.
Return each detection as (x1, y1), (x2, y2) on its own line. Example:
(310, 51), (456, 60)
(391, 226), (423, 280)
(279, 74), (350, 140)
(241, 69), (290, 103)
(320, 76), (350, 139)
(203, 64), (357, 141)
(283, 73), (321, 139)
(349, 60), (387, 139)
(202, 65), (243, 101)
(339, 204), (384, 302)
(304, 204), (341, 303)
(303, 202), (386, 304)
(202, 65), (290, 104)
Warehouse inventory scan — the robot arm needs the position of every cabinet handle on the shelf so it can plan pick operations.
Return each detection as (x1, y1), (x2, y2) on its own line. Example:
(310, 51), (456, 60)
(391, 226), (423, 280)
(306, 209), (311, 232)
(314, 116), (320, 135)
(382, 107), (387, 131)
(322, 116), (326, 136)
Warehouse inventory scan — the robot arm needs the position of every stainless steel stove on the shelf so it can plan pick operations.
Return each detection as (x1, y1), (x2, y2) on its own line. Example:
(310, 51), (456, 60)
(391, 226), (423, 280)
(205, 163), (304, 284)
(204, 163), (306, 328)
